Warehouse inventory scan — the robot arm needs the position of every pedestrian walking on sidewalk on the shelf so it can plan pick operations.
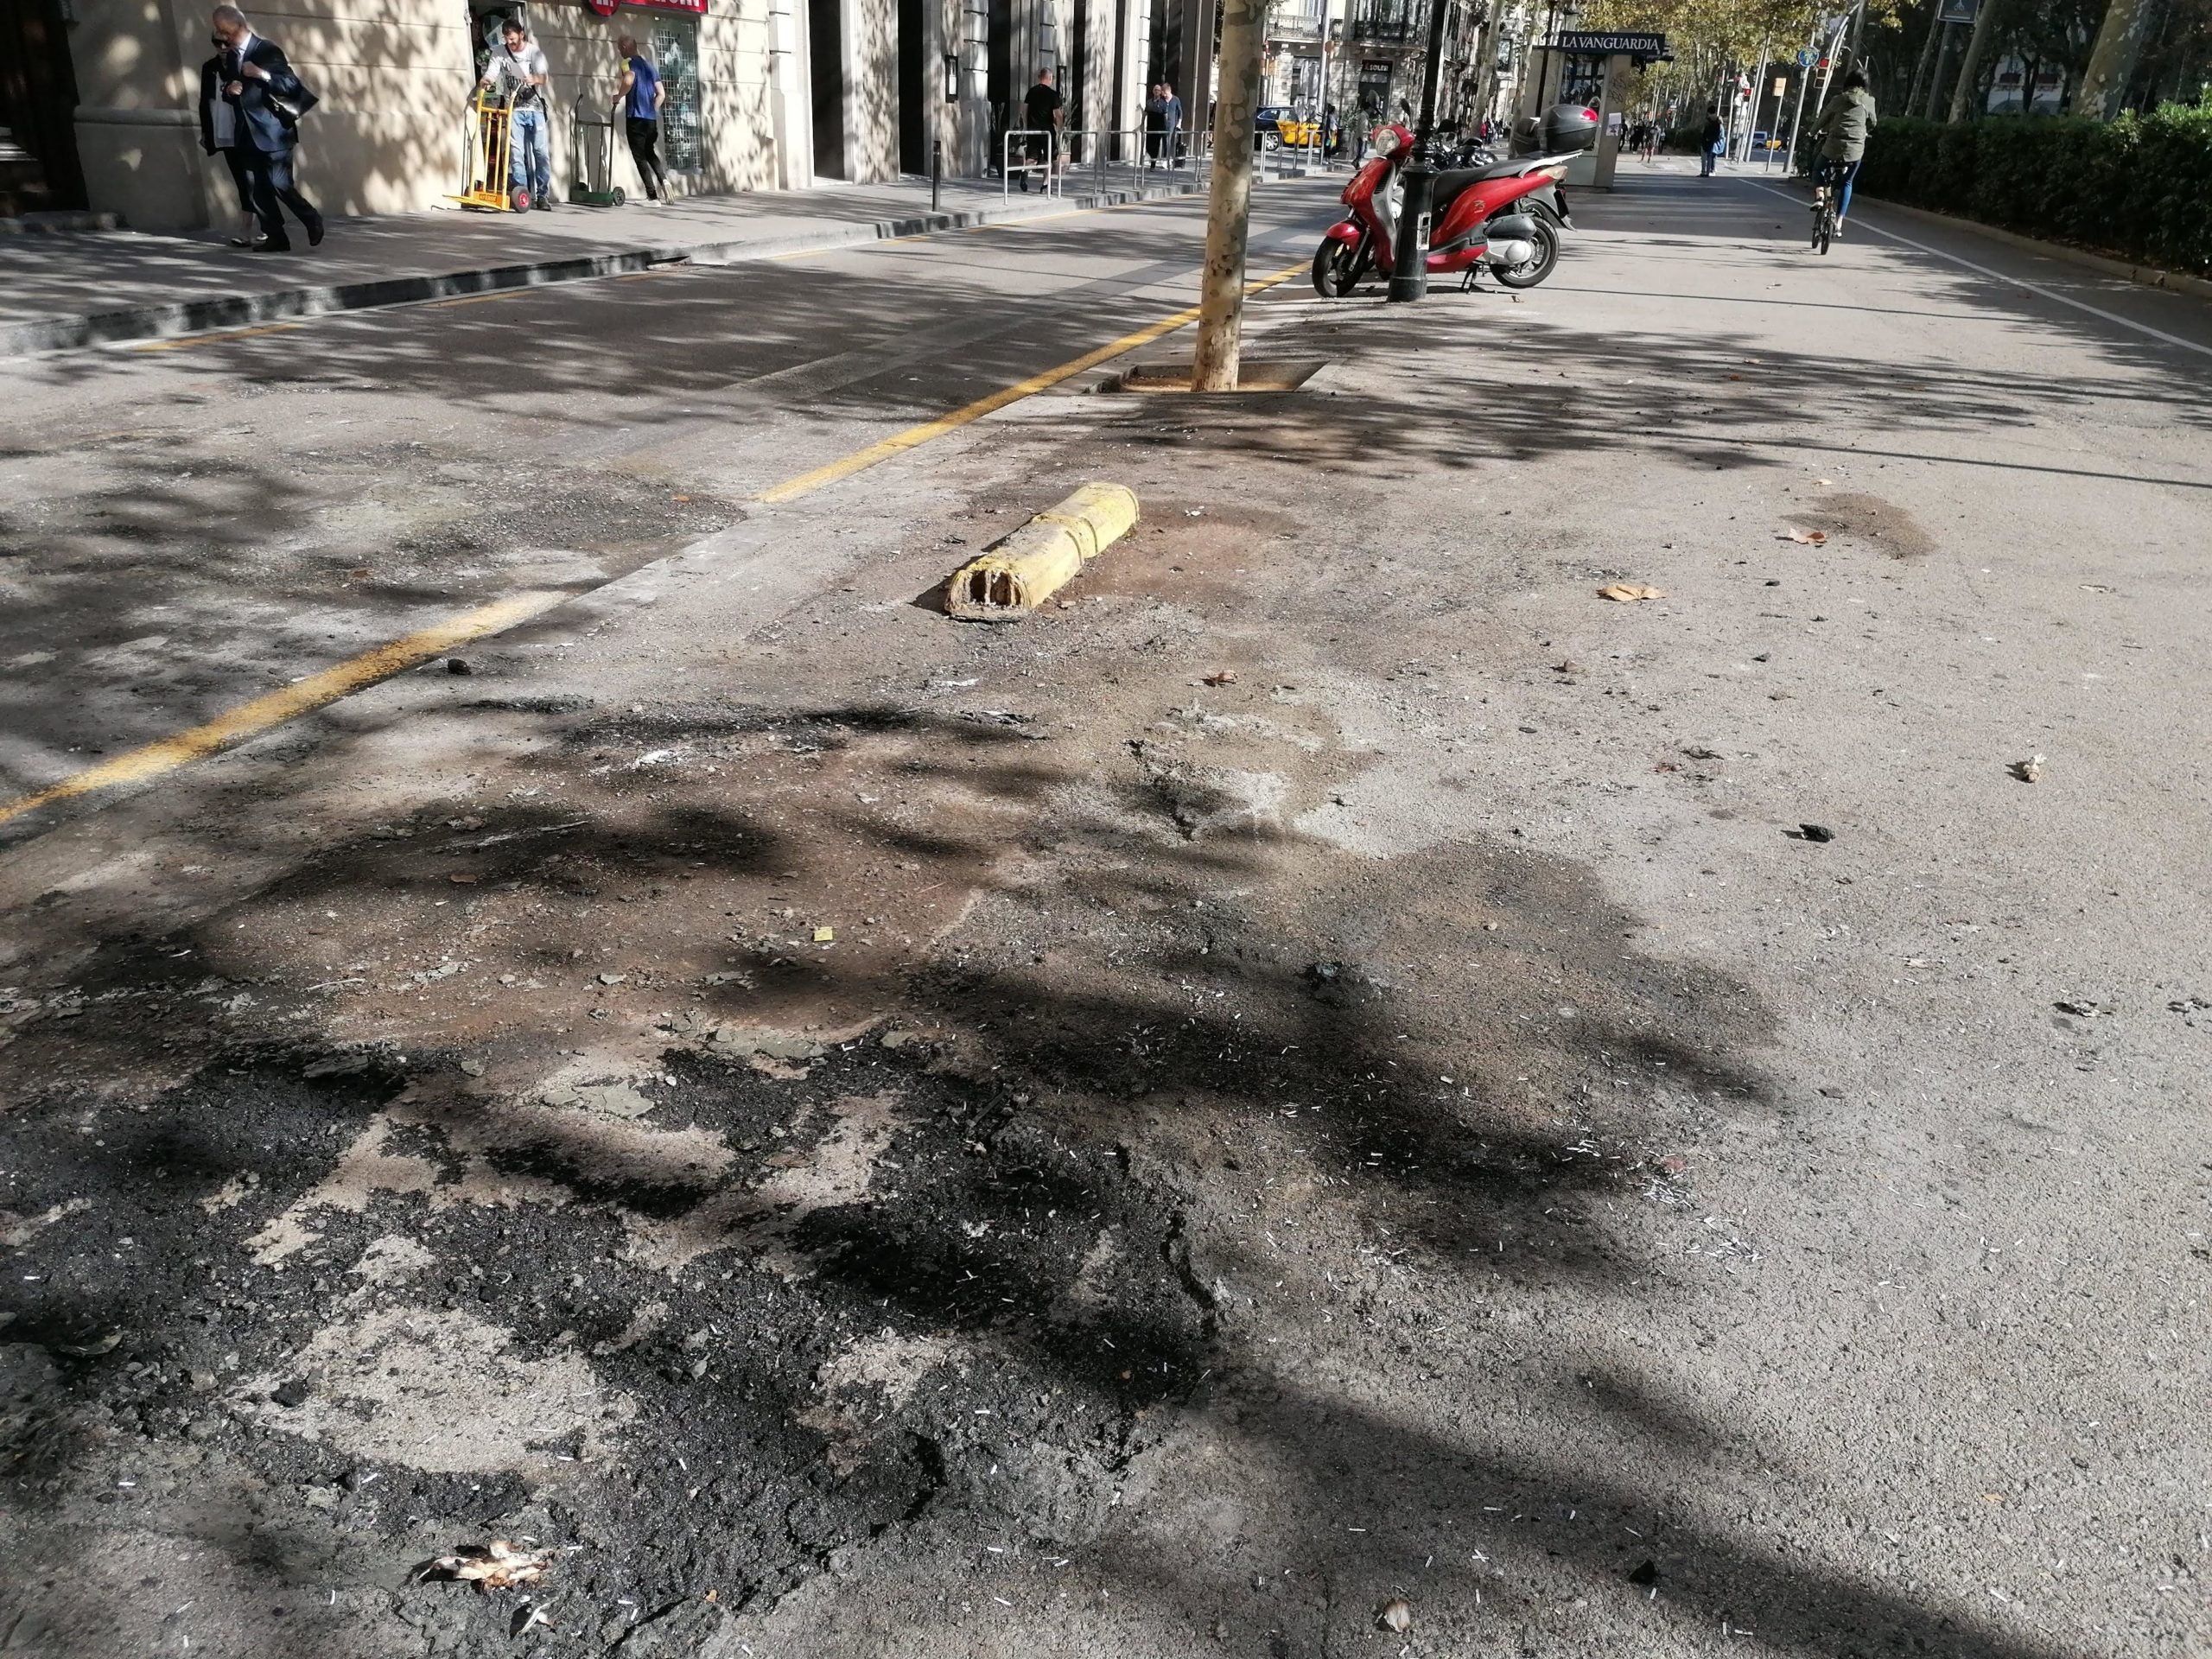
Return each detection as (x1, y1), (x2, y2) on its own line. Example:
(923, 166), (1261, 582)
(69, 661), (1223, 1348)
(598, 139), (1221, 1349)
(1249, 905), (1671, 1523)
(1143, 84), (1166, 167)
(197, 29), (261, 246)
(616, 35), (669, 203)
(1698, 104), (1723, 176)
(1162, 83), (1185, 168)
(1020, 68), (1063, 190)
(482, 19), (554, 209)
(208, 4), (324, 252)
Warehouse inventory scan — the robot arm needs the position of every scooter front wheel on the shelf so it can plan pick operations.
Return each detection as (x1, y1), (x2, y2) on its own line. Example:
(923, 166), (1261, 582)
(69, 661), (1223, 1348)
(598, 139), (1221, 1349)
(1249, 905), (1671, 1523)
(1491, 219), (1560, 289)
(1313, 237), (1362, 298)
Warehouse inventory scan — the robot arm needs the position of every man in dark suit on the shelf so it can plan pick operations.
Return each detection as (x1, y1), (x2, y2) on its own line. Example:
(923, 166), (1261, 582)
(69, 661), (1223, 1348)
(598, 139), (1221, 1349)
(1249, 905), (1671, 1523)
(209, 3), (325, 252)
(196, 34), (262, 246)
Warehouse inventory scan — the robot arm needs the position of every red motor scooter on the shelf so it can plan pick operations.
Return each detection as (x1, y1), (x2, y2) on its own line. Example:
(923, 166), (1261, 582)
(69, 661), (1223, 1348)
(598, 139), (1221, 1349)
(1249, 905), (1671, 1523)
(1312, 121), (1577, 297)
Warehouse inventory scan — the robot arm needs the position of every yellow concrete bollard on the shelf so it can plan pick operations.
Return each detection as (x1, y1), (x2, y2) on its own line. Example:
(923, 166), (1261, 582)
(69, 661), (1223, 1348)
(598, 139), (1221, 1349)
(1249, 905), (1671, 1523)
(945, 482), (1139, 620)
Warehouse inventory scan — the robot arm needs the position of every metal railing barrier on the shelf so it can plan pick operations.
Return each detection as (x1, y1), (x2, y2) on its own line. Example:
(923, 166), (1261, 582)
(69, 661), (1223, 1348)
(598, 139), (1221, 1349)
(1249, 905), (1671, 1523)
(1001, 127), (1060, 199)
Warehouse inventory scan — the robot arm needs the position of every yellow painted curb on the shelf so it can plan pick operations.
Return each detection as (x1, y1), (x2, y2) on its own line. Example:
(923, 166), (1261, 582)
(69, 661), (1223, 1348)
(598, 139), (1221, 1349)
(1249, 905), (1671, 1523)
(946, 482), (1139, 620)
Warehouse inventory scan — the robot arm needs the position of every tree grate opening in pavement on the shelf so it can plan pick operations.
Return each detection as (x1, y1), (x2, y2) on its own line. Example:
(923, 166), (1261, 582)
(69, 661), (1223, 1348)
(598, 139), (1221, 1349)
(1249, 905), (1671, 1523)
(1101, 357), (1325, 394)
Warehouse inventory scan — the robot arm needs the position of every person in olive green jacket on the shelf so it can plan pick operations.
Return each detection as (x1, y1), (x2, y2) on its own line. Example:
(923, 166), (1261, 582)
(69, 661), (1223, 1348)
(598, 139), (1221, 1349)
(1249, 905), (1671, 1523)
(1814, 65), (1877, 232)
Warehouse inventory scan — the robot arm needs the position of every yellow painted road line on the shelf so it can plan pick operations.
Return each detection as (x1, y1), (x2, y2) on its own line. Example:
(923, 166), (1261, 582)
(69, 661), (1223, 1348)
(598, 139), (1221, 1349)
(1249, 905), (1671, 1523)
(133, 321), (304, 354)
(0, 590), (568, 829)
(755, 258), (1307, 505)
(1, 260), (1307, 830)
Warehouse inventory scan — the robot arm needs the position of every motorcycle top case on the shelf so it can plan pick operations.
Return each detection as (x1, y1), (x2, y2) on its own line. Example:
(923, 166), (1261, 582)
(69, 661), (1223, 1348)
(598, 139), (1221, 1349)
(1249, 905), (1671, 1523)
(1541, 104), (1600, 154)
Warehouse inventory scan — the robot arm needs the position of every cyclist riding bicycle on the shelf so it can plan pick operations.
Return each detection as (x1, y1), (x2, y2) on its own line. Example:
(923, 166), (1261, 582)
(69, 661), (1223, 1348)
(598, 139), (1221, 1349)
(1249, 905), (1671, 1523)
(1812, 66), (1876, 237)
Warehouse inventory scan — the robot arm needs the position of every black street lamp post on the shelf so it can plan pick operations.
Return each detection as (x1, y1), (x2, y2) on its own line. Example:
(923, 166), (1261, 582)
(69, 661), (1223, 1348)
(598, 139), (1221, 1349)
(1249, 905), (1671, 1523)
(1387, 0), (1455, 301)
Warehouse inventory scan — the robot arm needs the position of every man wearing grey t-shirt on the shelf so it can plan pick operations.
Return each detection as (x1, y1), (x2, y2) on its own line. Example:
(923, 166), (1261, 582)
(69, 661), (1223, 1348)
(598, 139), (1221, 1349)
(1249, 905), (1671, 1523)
(480, 19), (554, 208)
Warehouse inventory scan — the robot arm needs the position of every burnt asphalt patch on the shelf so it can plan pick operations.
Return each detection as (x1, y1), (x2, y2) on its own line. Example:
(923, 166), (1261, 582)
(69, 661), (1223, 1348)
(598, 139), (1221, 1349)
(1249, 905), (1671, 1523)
(1, 1034), (1208, 1652)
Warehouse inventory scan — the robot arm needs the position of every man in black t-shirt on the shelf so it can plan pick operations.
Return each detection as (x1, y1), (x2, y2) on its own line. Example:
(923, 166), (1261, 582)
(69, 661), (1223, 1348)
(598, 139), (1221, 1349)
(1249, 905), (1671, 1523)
(1020, 68), (1064, 190)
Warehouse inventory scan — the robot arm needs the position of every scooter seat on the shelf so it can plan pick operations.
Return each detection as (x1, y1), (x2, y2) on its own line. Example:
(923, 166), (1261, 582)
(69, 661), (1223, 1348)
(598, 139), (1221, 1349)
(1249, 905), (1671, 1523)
(1430, 160), (1529, 213)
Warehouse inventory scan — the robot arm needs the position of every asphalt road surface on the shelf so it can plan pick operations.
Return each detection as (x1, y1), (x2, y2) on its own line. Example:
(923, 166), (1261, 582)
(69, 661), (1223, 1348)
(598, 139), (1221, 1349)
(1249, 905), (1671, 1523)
(1, 165), (2207, 1659)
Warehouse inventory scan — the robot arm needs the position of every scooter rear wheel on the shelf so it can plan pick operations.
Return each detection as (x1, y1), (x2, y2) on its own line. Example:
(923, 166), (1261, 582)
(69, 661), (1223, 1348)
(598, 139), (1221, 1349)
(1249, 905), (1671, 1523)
(1313, 237), (1362, 298)
(1491, 219), (1560, 289)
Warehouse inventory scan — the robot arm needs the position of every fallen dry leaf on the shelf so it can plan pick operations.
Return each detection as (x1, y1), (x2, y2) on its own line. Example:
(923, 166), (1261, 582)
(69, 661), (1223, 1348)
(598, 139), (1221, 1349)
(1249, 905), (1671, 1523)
(416, 1540), (556, 1591)
(1204, 669), (1239, 686)
(1378, 1598), (1414, 1633)
(1783, 527), (1828, 545)
(1598, 583), (1666, 603)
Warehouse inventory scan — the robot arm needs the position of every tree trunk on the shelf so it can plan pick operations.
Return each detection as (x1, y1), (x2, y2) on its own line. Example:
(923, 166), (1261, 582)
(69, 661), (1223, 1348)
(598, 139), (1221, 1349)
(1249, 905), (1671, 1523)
(1923, 21), (1955, 115)
(2079, 0), (2157, 118)
(1192, 0), (1265, 391)
(1905, 2), (1942, 113)
(1946, 0), (2004, 121)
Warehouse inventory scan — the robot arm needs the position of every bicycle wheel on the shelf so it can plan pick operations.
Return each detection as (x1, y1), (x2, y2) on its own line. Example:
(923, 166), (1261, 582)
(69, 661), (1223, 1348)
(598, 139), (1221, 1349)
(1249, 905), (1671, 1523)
(1816, 208), (1832, 255)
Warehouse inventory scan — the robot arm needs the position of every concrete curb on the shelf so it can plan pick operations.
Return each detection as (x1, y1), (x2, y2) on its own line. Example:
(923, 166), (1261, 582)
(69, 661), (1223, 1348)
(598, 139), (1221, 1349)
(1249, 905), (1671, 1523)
(1853, 192), (2212, 305)
(3, 179), (1220, 359)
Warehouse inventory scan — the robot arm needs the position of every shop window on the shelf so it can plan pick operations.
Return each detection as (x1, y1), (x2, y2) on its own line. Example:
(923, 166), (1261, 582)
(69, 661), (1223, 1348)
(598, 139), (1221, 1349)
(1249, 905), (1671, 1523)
(652, 13), (703, 172)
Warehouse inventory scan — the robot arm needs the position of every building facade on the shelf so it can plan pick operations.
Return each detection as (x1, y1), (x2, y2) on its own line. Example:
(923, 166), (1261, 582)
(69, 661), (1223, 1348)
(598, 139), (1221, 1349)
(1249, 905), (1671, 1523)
(0, 0), (1217, 232)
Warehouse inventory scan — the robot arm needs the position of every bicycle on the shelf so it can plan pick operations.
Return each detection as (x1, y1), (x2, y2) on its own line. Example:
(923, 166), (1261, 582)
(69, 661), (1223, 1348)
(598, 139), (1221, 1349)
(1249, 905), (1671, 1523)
(1809, 157), (1858, 255)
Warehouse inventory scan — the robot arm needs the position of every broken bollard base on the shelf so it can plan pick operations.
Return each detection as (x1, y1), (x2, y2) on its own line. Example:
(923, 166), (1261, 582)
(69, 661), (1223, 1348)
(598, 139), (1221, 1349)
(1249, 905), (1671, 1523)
(945, 481), (1140, 620)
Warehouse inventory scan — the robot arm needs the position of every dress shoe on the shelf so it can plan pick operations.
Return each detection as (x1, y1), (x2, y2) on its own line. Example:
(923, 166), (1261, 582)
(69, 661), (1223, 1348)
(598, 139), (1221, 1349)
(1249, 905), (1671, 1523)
(306, 214), (327, 246)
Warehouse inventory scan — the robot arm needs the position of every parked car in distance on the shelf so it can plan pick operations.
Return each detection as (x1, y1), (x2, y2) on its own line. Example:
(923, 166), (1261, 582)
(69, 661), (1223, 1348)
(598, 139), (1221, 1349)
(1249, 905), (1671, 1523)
(1255, 105), (1324, 149)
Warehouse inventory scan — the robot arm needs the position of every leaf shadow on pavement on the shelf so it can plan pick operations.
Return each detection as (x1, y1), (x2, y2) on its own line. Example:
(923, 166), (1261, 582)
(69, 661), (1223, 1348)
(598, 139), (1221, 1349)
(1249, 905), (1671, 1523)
(0, 697), (2075, 1659)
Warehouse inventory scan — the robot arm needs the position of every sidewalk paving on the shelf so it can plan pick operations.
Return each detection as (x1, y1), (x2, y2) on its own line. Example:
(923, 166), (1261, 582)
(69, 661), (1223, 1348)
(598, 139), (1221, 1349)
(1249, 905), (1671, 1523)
(0, 167), (1233, 357)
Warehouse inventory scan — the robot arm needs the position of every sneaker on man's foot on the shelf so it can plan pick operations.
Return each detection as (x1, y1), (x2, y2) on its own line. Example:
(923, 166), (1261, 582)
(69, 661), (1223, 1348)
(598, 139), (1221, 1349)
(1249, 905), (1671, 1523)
(536, 196), (555, 211)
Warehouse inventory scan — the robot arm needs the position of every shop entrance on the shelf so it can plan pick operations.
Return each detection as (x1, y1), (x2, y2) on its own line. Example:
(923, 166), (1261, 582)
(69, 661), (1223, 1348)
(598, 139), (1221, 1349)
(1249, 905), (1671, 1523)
(809, 0), (846, 179)
(897, 0), (925, 173)
(986, 0), (1012, 152)
(0, 0), (86, 212)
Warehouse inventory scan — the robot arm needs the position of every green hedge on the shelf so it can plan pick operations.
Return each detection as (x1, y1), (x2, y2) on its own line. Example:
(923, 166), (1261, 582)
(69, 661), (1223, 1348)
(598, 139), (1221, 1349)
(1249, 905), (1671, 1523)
(1854, 99), (2212, 276)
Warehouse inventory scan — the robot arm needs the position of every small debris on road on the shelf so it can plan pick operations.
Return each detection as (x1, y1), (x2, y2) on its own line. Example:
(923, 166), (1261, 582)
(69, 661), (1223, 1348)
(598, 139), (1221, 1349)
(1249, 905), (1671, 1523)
(1376, 1599), (1414, 1633)
(446, 658), (472, 676)
(1203, 669), (1238, 686)
(414, 1541), (556, 1591)
(510, 1603), (550, 1637)
(1627, 1560), (1659, 1586)
(1599, 584), (1666, 603)
(1795, 823), (1835, 843)
(2054, 999), (2113, 1018)
(1781, 528), (1827, 545)
(812, 926), (836, 943)
(2012, 755), (2044, 783)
